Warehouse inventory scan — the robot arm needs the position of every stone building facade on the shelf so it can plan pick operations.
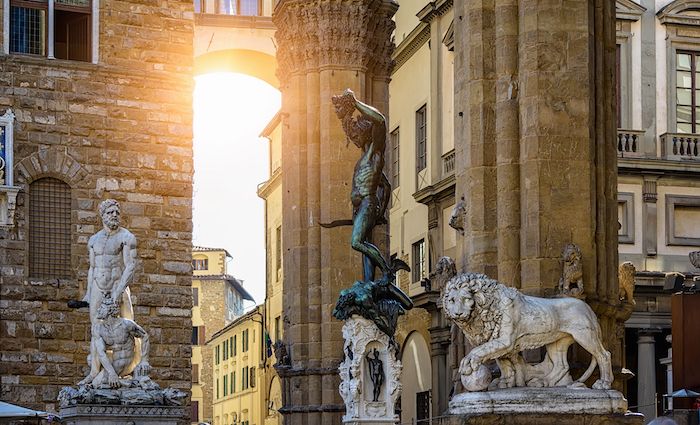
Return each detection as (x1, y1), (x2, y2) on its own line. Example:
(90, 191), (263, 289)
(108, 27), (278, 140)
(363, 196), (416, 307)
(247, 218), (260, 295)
(191, 246), (254, 424)
(389, 0), (700, 423)
(0, 0), (195, 415)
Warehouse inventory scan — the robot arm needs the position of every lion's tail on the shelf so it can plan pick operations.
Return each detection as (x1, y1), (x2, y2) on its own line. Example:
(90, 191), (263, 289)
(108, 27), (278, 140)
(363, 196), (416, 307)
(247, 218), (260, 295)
(576, 357), (598, 384)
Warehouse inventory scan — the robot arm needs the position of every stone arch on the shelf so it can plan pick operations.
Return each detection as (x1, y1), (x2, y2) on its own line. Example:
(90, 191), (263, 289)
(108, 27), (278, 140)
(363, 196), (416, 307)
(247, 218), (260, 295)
(267, 374), (282, 416)
(658, 0), (700, 21)
(15, 148), (90, 188)
(194, 49), (279, 88)
(400, 331), (432, 424)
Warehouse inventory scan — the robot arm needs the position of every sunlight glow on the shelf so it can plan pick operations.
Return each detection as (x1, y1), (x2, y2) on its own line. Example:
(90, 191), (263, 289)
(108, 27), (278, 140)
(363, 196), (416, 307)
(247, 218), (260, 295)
(193, 72), (281, 305)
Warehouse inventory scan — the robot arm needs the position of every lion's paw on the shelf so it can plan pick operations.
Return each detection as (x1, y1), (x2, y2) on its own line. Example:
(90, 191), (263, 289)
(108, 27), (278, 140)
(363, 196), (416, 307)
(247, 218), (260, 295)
(592, 379), (611, 390)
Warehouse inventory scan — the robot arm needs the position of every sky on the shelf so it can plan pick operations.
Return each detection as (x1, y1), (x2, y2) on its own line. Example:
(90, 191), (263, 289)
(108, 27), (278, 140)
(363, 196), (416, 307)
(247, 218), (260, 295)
(192, 72), (281, 305)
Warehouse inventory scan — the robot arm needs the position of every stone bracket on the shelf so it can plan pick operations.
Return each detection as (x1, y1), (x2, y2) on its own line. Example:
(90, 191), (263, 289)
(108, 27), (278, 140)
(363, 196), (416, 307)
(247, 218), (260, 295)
(0, 185), (20, 228)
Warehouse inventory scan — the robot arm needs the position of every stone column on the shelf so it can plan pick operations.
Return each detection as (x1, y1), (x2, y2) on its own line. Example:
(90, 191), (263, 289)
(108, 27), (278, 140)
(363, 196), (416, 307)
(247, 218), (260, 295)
(273, 2), (397, 424)
(637, 332), (658, 422)
(453, 0), (623, 374)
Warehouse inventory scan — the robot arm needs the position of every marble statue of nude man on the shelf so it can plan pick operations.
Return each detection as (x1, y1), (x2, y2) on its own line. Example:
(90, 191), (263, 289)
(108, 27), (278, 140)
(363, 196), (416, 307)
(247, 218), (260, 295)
(79, 199), (140, 383)
(78, 295), (151, 388)
(83, 199), (137, 320)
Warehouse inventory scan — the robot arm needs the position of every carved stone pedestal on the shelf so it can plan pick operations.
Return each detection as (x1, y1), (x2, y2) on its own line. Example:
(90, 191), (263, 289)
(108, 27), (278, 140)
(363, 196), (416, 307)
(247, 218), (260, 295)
(447, 388), (643, 425)
(339, 316), (401, 425)
(59, 404), (185, 425)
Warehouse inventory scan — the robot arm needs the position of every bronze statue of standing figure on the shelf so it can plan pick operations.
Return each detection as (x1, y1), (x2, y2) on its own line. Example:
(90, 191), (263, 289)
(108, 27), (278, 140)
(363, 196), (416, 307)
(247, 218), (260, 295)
(330, 89), (413, 337)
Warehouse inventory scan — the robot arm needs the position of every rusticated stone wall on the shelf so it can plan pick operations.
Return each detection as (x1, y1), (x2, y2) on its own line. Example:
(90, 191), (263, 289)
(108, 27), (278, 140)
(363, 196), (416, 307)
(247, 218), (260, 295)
(0, 1), (194, 416)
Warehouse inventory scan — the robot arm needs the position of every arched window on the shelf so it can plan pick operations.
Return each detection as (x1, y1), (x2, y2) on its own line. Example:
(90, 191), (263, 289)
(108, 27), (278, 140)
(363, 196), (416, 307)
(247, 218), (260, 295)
(29, 177), (71, 278)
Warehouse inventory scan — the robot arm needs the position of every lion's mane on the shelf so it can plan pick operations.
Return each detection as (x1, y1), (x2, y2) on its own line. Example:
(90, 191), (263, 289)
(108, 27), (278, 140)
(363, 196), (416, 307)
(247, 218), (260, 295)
(442, 272), (518, 347)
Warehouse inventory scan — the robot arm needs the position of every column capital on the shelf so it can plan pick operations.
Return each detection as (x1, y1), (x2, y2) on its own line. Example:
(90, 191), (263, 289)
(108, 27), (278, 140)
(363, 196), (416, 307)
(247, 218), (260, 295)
(273, 0), (398, 84)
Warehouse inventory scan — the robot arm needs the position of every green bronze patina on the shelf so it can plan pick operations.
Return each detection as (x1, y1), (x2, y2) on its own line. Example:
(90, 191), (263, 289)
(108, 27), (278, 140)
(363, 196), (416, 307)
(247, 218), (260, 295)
(328, 89), (413, 337)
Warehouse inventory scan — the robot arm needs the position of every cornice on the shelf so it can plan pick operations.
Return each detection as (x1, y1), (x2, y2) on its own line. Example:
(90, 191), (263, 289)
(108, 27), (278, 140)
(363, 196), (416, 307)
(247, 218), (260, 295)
(392, 22), (430, 74)
(257, 167), (281, 199)
(195, 13), (275, 29)
(658, 0), (700, 26)
(417, 0), (453, 23)
(616, 0), (646, 22)
(412, 173), (455, 205)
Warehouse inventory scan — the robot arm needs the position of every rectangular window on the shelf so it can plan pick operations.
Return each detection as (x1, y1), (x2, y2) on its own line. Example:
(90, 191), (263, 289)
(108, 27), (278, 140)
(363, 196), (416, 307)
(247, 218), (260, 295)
(230, 371), (234, 394)
(192, 287), (199, 306)
(192, 258), (208, 271)
(191, 327), (199, 345)
(233, 334), (237, 355)
(676, 51), (700, 134)
(416, 391), (430, 424)
(415, 105), (427, 172)
(191, 400), (199, 422)
(412, 239), (425, 283)
(215, 345), (220, 365)
(229, 336), (234, 357)
(192, 363), (199, 383)
(29, 178), (72, 279)
(250, 366), (256, 388)
(223, 374), (228, 396)
(199, 326), (205, 345)
(275, 225), (282, 274)
(275, 316), (281, 342)
(217, 0), (260, 15)
(10, 0), (91, 61)
(223, 340), (228, 360)
(216, 378), (220, 399)
(391, 127), (400, 189)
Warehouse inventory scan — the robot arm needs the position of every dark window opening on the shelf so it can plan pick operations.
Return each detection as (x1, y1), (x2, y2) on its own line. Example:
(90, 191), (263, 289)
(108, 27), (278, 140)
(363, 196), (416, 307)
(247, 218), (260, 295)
(29, 177), (72, 279)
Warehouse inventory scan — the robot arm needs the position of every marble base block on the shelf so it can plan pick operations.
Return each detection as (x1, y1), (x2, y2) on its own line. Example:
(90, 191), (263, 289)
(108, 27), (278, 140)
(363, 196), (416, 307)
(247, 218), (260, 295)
(59, 404), (185, 425)
(449, 387), (633, 416)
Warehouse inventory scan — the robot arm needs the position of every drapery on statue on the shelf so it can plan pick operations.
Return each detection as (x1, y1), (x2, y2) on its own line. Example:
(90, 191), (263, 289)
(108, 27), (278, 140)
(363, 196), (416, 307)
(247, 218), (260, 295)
(329, 89), (413, 337)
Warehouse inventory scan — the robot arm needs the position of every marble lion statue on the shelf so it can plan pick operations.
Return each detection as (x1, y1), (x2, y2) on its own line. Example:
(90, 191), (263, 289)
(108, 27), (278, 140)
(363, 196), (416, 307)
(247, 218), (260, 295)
(436, 256), (613, 392)
(618, 261), (636, 305)
(559, 243), (583, 296)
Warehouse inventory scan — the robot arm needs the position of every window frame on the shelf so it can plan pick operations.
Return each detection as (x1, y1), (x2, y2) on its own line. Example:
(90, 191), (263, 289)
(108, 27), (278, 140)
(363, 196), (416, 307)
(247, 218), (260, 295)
(674, 49), (700, 134)
(214, 0), (263, 16)
(390, 127), (400, 189)
(6, 0), (97, 63)
(411, 239), (425, 283)
(415, 105), (427, 172)
(28, 177), (72, 279)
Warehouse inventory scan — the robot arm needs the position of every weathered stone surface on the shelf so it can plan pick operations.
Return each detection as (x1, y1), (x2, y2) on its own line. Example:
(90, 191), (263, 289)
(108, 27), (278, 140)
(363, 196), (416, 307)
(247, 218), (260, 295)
(449, 387), (628, 415)
(443, 411), (643, 425)
(0, 0), (194, 415)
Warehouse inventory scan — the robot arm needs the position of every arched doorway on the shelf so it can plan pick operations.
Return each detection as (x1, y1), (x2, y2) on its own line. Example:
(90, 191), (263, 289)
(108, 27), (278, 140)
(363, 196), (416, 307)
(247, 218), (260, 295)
(401, 331), (432, 424)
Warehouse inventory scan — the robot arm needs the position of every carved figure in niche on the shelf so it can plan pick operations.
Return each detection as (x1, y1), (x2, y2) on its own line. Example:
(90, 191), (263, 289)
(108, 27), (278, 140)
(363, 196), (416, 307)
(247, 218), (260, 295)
(366, 348), (384, 402)
(449, 196), (466, 236)
(78, 295), (151, 388)
(436, 256), (614, 392)
(76, 199), (141, 382)
(618, 262), (636, 305)
(559, 243), (583, 296)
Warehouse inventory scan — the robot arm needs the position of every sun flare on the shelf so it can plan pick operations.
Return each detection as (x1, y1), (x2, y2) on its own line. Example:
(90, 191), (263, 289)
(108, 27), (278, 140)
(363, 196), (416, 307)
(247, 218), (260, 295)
(192, 72), (281, 304)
